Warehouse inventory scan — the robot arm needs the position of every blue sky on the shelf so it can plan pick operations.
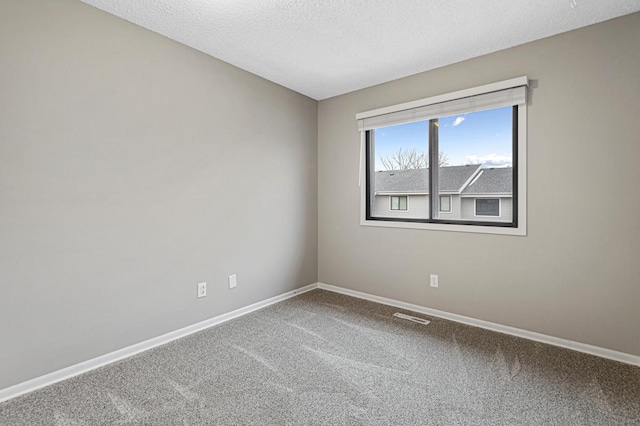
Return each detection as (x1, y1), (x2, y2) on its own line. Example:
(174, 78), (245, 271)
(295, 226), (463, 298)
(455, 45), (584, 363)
(373, 106), (512, 170)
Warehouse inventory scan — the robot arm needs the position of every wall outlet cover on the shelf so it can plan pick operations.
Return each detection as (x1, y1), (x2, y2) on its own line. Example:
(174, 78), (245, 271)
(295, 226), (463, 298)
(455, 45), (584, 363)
(197, 282), (207, 298)
(430, 274), (439, 288)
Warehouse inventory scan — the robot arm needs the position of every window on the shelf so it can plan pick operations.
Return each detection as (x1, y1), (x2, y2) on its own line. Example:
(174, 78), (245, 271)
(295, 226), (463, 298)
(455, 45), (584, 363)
(357, 77), (528, 236)
(439, 195), (451, 213)
(390, 196), (408, 211)
(475, 198), (500, 216)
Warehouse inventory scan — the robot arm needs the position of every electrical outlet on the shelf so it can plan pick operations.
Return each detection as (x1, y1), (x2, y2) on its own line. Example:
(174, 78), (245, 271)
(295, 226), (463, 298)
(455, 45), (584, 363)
(197, 282), (207, 298)
(430, 274), (439, 288)
(228, 274), (237, 289)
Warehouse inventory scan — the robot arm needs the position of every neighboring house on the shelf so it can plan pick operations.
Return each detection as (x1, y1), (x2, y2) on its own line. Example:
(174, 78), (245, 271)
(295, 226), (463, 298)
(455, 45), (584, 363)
(461, 167), (513, 222)
(374, 165), (512, 222)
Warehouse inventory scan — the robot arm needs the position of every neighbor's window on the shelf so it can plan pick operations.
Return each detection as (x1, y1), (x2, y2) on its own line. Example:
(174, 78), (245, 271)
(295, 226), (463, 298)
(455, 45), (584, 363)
(475, 198), (500, 217)
(439, 195), (451, 213)
(390, 196), (408, 211)
(357, 77), (528, 235)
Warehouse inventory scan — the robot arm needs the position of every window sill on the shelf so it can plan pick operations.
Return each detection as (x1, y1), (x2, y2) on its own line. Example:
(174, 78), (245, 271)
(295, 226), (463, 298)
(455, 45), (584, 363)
(361, 218), (526, 236)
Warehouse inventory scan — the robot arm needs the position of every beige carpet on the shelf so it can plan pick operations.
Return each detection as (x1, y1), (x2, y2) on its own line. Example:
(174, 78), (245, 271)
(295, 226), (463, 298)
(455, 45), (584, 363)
(1, 289), (639, 425)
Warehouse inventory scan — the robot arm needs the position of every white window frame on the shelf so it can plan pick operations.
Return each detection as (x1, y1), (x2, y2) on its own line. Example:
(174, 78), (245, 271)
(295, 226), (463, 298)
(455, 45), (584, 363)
(357, 77), (528, 236)
(474, 198), (501, 217)
(390, 195), (408, 211)
(439, 195), (452, 213)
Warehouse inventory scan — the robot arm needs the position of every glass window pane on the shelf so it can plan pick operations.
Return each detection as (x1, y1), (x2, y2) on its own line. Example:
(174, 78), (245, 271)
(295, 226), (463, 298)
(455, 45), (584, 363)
(476, 199), (500, 216)
(391, 196), (399, 210)
(439, 195), (451, 212)
(368, 105), (515, 225)
(370, 121), (429, 219)
(437, 106), (513, 223)
(399, 196), (407, 210)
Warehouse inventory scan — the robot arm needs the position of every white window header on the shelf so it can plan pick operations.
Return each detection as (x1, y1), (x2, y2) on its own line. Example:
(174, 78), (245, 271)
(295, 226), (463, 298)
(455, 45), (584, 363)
(357, 76), (528, 131)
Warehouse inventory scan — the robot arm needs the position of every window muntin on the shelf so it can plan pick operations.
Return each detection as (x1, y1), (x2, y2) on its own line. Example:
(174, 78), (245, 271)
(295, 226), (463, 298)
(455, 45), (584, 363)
(390, 196), (408, 211)
(475, 198), (500, 216)
(439, 195), (451, 212)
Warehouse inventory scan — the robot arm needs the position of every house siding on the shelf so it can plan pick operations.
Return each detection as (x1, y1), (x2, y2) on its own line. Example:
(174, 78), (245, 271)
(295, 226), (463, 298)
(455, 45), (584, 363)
(374, 195), (428, 219)
(436, 194), (462, 220)
(375, 194), (513, 222)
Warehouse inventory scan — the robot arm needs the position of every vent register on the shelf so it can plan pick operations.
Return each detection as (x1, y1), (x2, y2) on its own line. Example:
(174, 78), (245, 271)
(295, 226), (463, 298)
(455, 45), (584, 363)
(393, 312), (431, 325)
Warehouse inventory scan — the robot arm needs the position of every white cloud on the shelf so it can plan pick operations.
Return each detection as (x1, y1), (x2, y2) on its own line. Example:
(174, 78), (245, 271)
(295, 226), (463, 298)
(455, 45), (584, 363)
(452, 116), (465, 126)
(465, 154), (512, 168)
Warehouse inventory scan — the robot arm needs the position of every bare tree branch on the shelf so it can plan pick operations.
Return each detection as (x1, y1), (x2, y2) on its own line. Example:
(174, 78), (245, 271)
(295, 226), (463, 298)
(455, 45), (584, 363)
(439, 151), (449, 167)
(379, 148), (448, 170)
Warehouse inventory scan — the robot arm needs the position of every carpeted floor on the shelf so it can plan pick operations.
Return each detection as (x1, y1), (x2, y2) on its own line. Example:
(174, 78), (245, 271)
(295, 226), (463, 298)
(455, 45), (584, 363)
(1, 289), (639, 425)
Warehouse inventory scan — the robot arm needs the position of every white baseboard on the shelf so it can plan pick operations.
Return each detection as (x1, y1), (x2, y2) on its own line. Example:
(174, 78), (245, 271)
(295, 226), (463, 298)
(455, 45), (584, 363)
(0, 283), (318, 404)
(317, 283), (640, 367)
(3, 281), (637, 404)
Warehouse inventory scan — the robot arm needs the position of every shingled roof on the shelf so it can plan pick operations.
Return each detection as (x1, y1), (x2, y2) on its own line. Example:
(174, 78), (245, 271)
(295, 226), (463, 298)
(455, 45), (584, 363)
(462, 167), (512, 194)
(375, 164), (481, 193)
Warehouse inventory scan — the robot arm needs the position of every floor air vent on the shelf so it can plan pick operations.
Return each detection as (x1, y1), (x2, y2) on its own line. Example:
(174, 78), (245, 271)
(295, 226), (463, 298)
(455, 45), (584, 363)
(393, 312), (430, 325)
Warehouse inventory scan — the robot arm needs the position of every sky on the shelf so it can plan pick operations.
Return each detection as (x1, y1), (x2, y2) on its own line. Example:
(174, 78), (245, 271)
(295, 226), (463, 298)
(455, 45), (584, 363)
(373, 106), (513, 171)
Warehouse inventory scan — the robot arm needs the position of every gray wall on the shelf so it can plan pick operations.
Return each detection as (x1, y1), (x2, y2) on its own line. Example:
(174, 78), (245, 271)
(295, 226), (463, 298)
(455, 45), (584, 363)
(0, 0), (317, 389)
(318, 13), (640, 356)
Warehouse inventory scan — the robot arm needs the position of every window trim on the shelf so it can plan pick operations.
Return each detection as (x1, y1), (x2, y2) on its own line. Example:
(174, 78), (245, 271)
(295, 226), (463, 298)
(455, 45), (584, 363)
(356, 76), (527, 123)
(358, 77), (528, 236)
(474, 198), (501, 217)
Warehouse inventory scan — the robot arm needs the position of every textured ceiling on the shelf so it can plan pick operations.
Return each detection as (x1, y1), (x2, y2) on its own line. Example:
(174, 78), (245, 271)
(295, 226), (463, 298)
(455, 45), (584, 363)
(81, 0), (640, 100)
